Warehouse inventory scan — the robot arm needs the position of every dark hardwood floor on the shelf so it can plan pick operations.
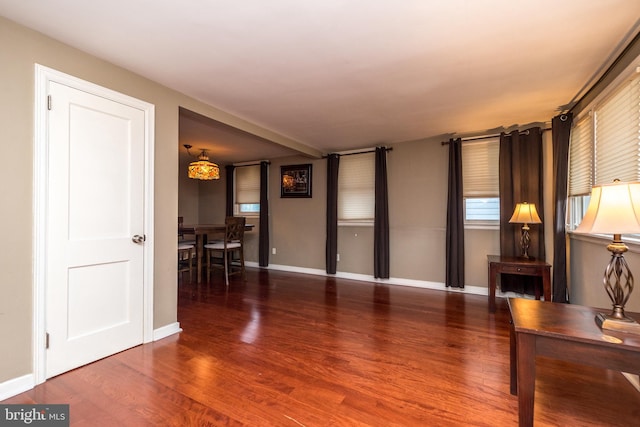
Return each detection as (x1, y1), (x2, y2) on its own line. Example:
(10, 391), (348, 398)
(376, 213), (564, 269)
(3, 268), (639, 426)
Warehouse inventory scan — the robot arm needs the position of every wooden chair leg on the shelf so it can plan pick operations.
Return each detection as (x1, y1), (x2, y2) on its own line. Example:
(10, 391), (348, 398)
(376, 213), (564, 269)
(239, 248), (246, 281)
(188, 247), (194, 283)
(206, 248), (211, 283)
(178, 247), (194, 283)
(224, 249), (230, 286)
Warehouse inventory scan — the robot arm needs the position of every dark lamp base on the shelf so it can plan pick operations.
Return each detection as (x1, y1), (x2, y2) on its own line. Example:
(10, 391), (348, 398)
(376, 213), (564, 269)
(596, 312), (640, 335)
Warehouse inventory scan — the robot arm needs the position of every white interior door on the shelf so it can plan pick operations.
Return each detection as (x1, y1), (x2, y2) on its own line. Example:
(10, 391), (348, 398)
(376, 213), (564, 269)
(45, 80), (147, 378)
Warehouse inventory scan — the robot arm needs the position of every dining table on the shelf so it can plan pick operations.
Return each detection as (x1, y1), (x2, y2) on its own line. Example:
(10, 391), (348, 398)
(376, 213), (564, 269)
(180, 223), (254, 283)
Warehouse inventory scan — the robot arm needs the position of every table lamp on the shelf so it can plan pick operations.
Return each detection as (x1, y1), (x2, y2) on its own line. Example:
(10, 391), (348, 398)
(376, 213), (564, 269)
(574, 179), (640, 334)
(509, 202), (542, 259)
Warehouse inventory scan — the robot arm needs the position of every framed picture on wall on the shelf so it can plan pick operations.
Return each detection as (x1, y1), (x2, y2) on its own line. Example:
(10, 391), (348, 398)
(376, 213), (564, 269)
(281, 164), (312, 198)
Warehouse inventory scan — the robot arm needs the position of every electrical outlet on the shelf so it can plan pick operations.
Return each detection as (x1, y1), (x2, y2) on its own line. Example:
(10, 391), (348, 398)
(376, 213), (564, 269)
(337, 253), (340, 262)
(272, 248), (276, 255)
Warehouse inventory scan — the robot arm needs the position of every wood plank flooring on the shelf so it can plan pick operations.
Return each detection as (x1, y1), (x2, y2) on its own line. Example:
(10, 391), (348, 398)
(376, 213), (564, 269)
(3, 268), (639, 426)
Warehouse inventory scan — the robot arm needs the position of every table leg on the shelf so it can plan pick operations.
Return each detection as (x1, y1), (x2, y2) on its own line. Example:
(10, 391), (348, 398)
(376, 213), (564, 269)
(516, 333), (536, 427)
(196, 234), (203, 283)
(489, 263), (497, 313)
(510, 317), (517, 395)
(542, 267), (551, 302)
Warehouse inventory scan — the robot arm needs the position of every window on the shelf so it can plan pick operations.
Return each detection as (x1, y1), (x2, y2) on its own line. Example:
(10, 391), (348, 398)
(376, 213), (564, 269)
(568, 194), (591, 230)
(338, 152), (374, 224)
(568, 115), (593, 197)
(568, 73), (640, 230)
(465, 197), (500, 221)
(594, 76), (640, 185)
(235, 165), (260, 216)
(568, 115), (593, 229)
(239, 203), (260, 214)
(462, 138), (500, 225)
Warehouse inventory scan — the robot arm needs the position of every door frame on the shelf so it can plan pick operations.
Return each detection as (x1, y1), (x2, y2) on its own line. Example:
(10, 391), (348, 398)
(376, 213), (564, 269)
(33, 65), (155, 384)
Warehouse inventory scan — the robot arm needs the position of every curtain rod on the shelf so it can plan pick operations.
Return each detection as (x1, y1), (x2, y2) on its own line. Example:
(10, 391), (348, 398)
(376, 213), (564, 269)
(323, 147), (393, 158)
(440, 128), (551, 145)
(232, 160), (270, 167)
(569, 28), (640, 116)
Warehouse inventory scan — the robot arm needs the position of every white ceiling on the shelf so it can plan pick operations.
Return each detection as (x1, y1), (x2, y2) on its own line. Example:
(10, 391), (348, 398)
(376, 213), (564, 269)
(178, 107), (301, 164)
(2, 1), (640, 164)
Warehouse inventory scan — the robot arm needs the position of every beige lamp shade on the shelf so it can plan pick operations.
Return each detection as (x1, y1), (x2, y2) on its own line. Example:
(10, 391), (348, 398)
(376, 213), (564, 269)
(573, 180), (640, 334)
(574, 181), (640, 235)
(509, 202), (542, 224)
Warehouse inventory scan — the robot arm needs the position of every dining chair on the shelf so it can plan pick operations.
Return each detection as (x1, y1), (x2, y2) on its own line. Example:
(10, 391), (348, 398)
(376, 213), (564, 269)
(204, 216), (246, 286)
(178, 242), (195, 282)
(178, 216), (196, 245)
(178, 216), (196, 283)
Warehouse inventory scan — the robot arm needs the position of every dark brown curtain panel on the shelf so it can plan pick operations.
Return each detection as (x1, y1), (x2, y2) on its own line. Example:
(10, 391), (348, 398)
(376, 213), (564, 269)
(499, 128), (544, 294)
(225, 164), (235, 218)
(259, 161), (269, 267)
(326, 154), (339, 274)
(446, 138), (464, 288)
(374, 147), (390, 279)
(552, 113), (573, 303)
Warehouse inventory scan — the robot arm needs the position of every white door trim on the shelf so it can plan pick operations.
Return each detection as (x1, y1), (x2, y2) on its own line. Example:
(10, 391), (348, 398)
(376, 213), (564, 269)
(33, 64), (155, 385)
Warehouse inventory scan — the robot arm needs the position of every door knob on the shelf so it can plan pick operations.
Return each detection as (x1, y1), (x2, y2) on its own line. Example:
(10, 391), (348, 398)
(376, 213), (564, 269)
(132, 234), (145, 244)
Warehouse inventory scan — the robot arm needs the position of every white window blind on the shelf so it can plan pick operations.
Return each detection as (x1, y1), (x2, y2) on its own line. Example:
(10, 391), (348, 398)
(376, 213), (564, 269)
(594, 76), (640, 185)
(338, 152), (375, 221)
(568, 115), (594, 196)
(461, 138), (499, 197)
(235, 165), (260, 204)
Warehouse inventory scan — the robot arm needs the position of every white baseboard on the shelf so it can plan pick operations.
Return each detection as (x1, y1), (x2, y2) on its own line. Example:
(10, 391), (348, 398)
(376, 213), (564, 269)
(0, 374), (34, 402)
(153, 322), (182, 341)
(248, 262), (550, 303)
(249, 262), (489, 296)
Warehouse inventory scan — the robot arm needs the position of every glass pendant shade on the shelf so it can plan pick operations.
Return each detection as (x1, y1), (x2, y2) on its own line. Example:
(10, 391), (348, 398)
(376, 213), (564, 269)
(188, 152), (220, 180)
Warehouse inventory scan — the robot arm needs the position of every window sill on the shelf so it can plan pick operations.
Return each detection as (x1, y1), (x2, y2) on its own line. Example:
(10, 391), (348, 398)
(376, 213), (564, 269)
(569, 231), (640, 255)
(338, 221), (373, 227)
(464, 222), (499, 231)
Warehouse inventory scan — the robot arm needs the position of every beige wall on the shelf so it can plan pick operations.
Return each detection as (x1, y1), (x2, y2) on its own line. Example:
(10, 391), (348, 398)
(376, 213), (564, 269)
(0, 18), (35, 384)
(197, 172), (227, 225)
(269, 157), (328, 269)
(178, 155), (200, 225)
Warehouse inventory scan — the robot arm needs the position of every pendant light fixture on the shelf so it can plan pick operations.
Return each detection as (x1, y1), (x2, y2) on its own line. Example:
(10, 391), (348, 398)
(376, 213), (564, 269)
(184, 144), (220, 180)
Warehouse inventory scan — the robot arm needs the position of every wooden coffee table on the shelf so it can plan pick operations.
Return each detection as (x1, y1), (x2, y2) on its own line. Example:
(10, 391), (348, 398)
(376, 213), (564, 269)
(508, 297), (640, 426)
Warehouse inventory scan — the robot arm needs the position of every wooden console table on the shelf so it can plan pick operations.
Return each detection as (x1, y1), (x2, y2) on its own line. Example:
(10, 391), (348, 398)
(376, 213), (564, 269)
(487, 255), (551, 312)
(508, 298), (640, 426)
